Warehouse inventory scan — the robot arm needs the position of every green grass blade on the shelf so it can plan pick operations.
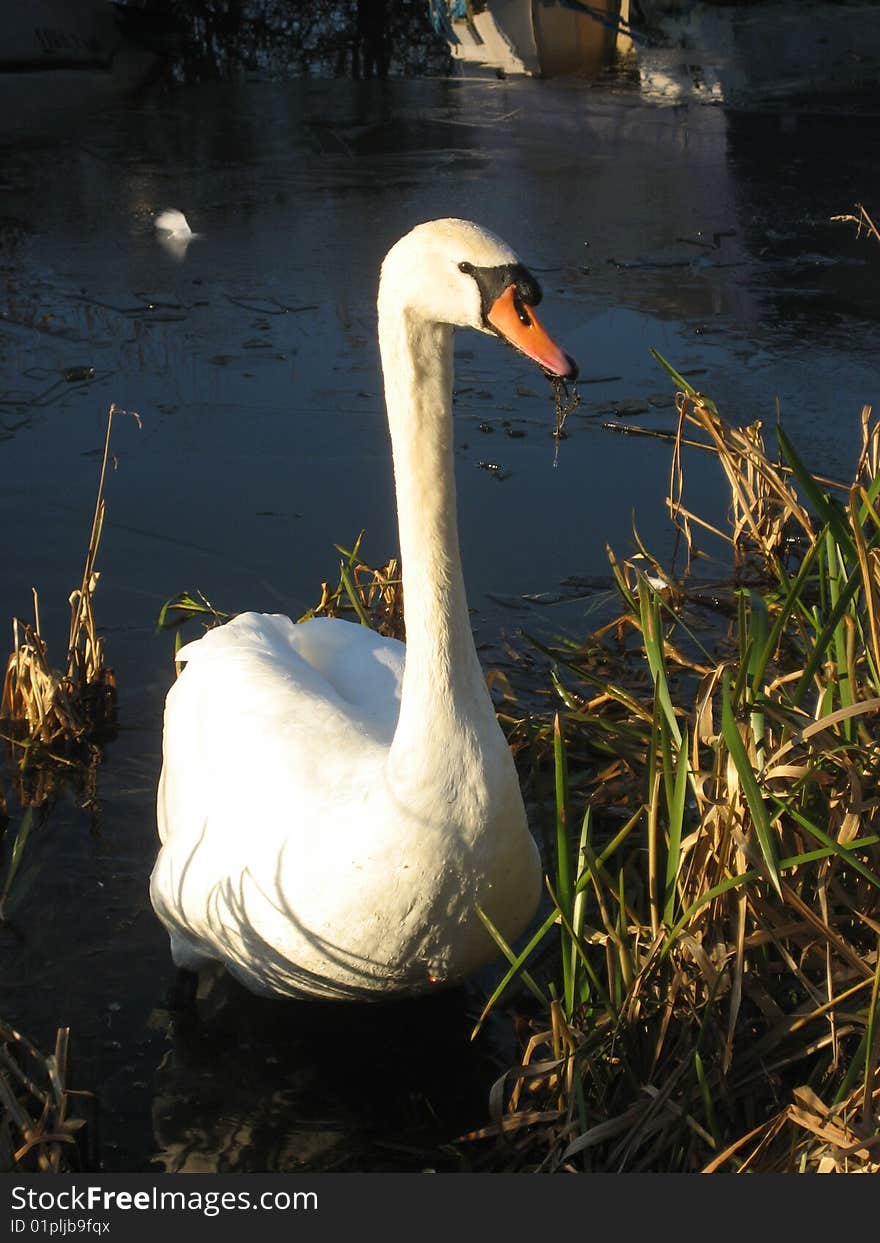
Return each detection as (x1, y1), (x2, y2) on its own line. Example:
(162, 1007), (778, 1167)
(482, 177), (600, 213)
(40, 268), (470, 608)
(769, 797), (880, 891)
(694, 1049), (721, 1150)
(749, 530), (827, 694)
(553, 714), (574, 1011)
(339, 563), (373, 627)
(473, 904), (548, 1014)
(650, 348), (719, 414)
(663, 725), (689, 927)
(571, 807), (593, 1009)
(863, 939), (880, 1116)
(793, 560), (865, 707)
(721, 673), (782, 897)
(639, 577), (682, 748)
(0, 806), (35, 919)
(777, 425), (855, 563)
(546, 877), (616, 1022)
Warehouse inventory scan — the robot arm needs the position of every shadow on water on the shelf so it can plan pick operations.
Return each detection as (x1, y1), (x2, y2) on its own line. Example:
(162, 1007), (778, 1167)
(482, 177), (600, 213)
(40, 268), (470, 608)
(147, 978), (513, 1174)
(724, 105), (880, 327)
(1, 69), (879, 1170)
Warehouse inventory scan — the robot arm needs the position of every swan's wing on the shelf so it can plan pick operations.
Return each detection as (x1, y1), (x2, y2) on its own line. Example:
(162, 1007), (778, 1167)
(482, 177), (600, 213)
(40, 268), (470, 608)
(156, 614), (404, 856)
(173, 612), (404, 743)
(154, 209), (202, 261)
(153, 614), (406, 976)
(154, 208), (193, 236)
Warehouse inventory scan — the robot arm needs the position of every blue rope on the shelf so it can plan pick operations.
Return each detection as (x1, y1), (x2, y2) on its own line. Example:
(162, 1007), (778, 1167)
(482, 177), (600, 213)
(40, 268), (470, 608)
(428, 1), (463, 44)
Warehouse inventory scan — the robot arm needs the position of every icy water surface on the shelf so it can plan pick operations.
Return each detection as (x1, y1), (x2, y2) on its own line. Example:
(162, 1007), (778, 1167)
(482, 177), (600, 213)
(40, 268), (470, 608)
(1, 76), (879, 1171)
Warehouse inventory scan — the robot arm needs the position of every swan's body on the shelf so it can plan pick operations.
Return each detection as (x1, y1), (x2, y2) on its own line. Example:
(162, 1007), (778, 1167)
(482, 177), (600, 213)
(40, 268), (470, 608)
(154, 208), (201, 262)
(151, 219), (576, 1000)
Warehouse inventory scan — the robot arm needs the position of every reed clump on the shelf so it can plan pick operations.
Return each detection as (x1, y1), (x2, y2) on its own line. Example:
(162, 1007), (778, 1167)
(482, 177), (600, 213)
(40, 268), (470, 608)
(1, 403), (135, 917)
(0, 1022), (93, 1172)
(1, 405), (129, 759)
(159, 532), (404, 665)
(472, 365), (880, 1173)
(303, 532), (404, 639)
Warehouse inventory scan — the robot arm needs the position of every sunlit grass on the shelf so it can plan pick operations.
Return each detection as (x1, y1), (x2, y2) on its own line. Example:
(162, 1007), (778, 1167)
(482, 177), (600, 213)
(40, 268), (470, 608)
(157, 531), (405, 666)
(468, 366), (880, 1172)
(0, 404), (138, 921)
(1, 404), (133, 757)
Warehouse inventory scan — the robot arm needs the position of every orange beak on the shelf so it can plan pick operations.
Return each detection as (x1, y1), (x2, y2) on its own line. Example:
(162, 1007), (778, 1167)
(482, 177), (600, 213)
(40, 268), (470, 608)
(486, 286), (577, 380)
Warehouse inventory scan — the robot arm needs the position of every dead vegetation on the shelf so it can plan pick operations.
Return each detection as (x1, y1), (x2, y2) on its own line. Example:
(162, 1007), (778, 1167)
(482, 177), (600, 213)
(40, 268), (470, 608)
(467, 366), (880, 1172)
(0, 404), (132, 761)
(303, 532), (404, 638)
(158, 531), (405, 658)
(0, 406), (132, 1169)
(831, 201), (880, 248)
(0, 1022), (93, 1172)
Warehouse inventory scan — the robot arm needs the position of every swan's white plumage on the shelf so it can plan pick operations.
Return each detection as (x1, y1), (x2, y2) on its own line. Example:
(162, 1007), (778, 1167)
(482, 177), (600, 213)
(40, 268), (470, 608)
(154, 208), (194, 236)
(151, 219), (548, 1000)
(154, 208), (201, 262)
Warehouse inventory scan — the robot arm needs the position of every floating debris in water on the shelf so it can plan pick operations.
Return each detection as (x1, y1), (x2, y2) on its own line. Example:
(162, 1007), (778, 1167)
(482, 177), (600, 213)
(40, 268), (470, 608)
(551, 376), (581, 467)
(477, 461), (511, 481)
(830, 201), (880, 246)
(610, 400), (649, 418)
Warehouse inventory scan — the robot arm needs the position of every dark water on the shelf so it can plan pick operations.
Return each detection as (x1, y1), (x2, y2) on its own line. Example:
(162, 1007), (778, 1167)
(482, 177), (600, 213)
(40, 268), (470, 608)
(1, 75), (879, 1171)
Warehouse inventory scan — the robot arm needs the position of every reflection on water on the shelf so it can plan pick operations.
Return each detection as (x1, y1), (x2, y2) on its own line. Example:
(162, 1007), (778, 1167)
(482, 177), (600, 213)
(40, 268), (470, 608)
(148, 978), (511, 1173)
(1, 75), (879, 1171)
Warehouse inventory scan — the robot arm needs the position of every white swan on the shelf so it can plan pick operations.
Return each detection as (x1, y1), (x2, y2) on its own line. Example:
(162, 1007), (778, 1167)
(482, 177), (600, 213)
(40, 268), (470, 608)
(154, 208), (201, 263)
(150, 218), (577, 1001)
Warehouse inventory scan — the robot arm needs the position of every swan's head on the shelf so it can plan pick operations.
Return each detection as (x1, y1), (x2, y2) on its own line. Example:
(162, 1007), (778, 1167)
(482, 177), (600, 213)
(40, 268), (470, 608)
(379, 219), (577, 380)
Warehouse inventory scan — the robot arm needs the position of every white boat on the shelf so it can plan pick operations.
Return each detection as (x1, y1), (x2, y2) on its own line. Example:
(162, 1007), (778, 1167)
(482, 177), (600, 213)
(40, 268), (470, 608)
(432, 0), (634, 77)
(0, 0), (159, 137)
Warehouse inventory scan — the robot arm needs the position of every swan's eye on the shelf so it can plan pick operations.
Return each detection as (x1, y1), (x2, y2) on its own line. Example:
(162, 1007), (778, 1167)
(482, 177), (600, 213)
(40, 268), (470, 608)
(458, 261), (474, 275)
(513, 292), (531, 327)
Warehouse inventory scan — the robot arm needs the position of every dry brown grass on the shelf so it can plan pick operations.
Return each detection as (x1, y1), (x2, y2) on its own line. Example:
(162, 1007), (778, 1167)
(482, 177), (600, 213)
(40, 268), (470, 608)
(469, 376), (880, 1172)
(0, 1022), (92, 1172)
(303, 532), (405, 639)
(0, 404), (130, 757)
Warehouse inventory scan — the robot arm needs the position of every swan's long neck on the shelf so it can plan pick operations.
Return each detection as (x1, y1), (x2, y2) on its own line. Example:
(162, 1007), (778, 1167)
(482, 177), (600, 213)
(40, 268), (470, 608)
(379, 306), (496, 797)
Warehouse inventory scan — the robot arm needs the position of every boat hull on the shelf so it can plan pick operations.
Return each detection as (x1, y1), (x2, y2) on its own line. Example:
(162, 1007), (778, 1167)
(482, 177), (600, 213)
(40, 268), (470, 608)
(0, 0), (159, 138)
(447, 0), (629, 77)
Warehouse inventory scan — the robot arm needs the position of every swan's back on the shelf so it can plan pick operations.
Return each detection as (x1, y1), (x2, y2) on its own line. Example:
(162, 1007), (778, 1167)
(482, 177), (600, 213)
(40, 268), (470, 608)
(173, 612), (404, 744)
(157, 612), (404, 845)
